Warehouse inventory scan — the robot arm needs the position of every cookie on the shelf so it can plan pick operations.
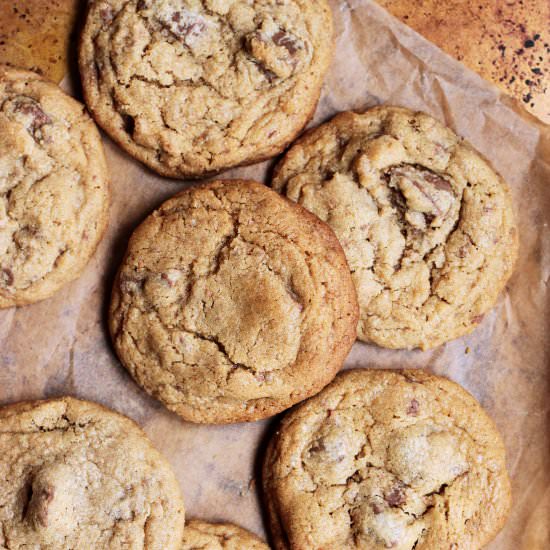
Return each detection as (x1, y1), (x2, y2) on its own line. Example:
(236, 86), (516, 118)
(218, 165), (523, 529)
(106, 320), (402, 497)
(79, 0), (333, 178)
(0, 66), (110, 308)
(109, 180), (358, 424)
(263, 369), (512, 550)
(272, 106), (518, 350)
(0, 396), (185, 549)
(182, 520), (269, 549)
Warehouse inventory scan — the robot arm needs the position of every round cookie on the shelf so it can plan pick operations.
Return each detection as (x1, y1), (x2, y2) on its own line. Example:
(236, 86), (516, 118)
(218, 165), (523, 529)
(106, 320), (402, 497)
(0, 65), (110, 308)
(0, 397), (185, 549)
(263, 369), (512, 550)
(272, 106), (518, 350)
(182, 520), (269, 549)
(79, 0), (333, 178)
(109, 180), (358, 424)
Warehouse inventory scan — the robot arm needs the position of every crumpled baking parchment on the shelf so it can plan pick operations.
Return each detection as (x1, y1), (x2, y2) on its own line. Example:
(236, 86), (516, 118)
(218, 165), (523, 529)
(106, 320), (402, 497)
(1, 0), (549, 547)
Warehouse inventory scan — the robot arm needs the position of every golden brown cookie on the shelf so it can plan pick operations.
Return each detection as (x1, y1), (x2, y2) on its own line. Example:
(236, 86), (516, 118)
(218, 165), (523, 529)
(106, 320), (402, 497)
(109, 180), (358, 424)
(272, 106), (518, 350)
(182, 520), (269, 549)
(78, 0), (333, 178)
(263, 369), (512, 550)
(0, 65), (110, 308)
(0, 397), (185, 549)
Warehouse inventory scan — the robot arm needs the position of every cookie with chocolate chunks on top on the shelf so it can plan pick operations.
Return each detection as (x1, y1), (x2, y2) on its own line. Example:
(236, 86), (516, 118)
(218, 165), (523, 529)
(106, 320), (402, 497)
(263, 369), (512, 550)
(0, 66), (109, 308)
(272, 106), (518, 350)
(78, 0), (333, 178)
(0, 397), (184, 549)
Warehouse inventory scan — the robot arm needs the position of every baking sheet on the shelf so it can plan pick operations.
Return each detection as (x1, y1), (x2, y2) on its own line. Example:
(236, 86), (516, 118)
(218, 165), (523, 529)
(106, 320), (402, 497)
(1, 0), (549, 547)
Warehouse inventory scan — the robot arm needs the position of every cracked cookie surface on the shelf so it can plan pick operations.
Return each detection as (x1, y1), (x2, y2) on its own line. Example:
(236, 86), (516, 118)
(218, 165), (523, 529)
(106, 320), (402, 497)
(263, 369), (512, 550)
(109, 180), (358, 423)
(0, 66), (110, 308)
(182, 519), (269, 549)
(272, 106), (518, 349)
(79, 0), (333, 178)
(0, 397), (185, 549)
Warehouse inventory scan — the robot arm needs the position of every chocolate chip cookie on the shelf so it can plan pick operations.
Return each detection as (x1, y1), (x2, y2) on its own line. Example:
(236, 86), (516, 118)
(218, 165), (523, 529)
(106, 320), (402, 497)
(272, 106), (518, 350)
(182, 520), (269, 549)
(109, 180), (358, 423)
(79, 0), (333, 178)
(0, 66), (110, 308)
(0, 396), (185, 549)
(263, 369), (512, 550)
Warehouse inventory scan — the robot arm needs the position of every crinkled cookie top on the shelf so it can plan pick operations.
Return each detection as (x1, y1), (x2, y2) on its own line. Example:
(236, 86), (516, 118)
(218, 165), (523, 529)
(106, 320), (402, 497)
(272, 106), (518, 349)
(79, 0), (333, 177)
(109, 180), (358, 423)
(0, 397), (184, 550)
(264, 369), (511, 550)
(182, 520), (269, 549)
(0, 66), (109, 308)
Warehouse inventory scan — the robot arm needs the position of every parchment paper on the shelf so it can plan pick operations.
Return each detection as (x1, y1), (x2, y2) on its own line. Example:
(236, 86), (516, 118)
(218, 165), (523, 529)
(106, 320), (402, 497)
(1, 0), (549, 547)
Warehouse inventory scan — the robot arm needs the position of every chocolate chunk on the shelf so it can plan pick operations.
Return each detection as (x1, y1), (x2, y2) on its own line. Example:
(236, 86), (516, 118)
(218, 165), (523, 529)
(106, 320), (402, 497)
(16, 100), (52, 132)
(384, 484), (406, 507)
(28, 484), (55, 528)
(160, 272), (173, 286)
(163, 11), (206, 43)
(371, 502), (384, 514)
(256, 63), (277, 83)
(390, 166), (454, 218)
(424, 172), (453, 194)
(1, 267), (14, 286)
(272, 30), (299, 55)
(406, 398), (419, 416)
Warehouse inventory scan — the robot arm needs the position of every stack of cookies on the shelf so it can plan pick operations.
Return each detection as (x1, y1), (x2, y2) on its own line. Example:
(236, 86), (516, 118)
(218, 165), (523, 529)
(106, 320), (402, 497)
(0, 0), (519, 548)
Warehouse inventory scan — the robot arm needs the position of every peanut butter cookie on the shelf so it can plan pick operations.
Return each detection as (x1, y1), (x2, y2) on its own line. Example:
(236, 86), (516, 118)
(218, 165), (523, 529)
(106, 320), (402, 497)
(0, 66), (110, 308)
(109, 180), (358, 423)
(182, 520), (269, 549)
(0, 397), (185, 549)
(272, 106), (518, 349)
(79, 0), (333, 178)
(263, 369), (512, 550)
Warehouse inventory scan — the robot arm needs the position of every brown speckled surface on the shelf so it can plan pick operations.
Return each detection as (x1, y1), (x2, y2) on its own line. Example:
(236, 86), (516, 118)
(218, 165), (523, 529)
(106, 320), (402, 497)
(0, 0), (79, 83)
(376, 0), (549, 123)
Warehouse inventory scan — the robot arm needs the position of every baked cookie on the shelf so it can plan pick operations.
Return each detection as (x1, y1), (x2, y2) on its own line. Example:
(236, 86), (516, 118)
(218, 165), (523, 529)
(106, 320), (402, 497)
(79, 0), (333, 178)
(0, 66), (109, 308)
(182, 520), (269, 549)
(109, 180), (358, 423)
(272, 106), (518, 350)
(0, 396), (185, 549)
(263, 369), (512, 550)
